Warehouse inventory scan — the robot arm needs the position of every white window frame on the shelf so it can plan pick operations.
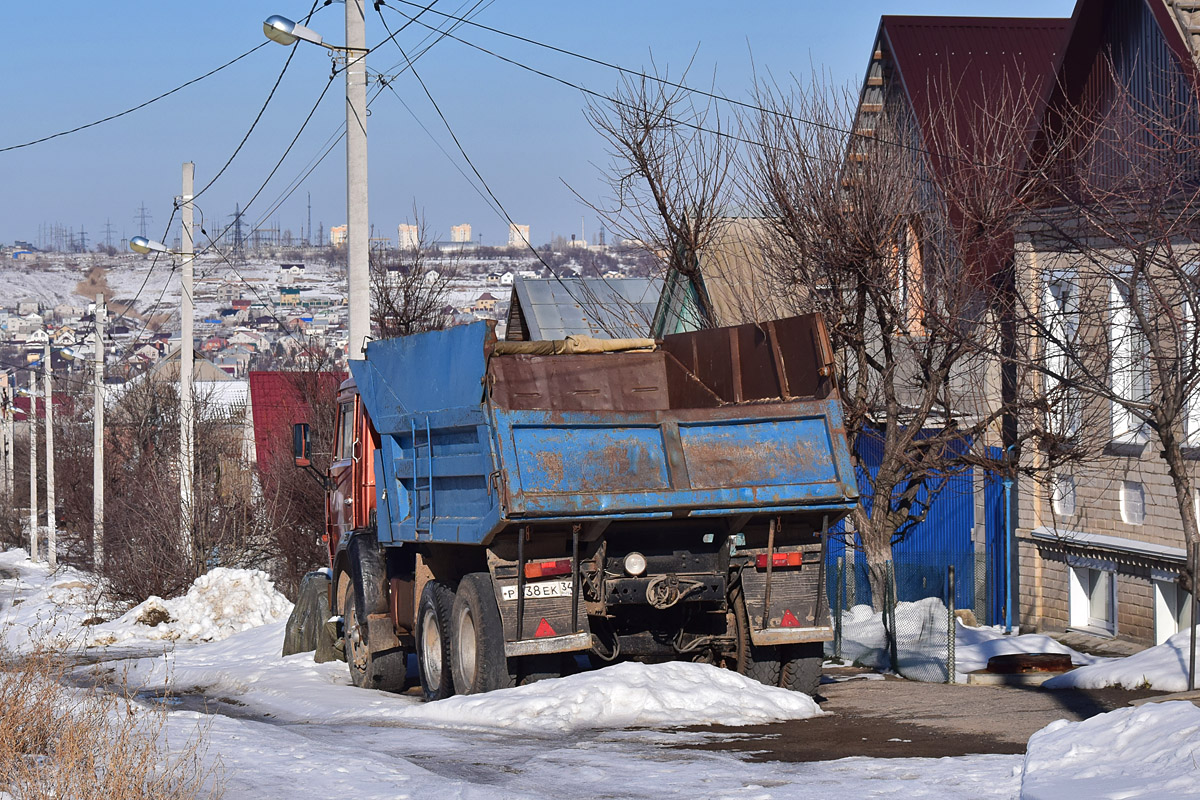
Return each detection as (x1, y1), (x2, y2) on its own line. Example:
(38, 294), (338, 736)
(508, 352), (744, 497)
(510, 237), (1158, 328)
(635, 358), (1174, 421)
(1120, 480), (1146, 525)
(1110, 277), (1149, 444)
(1051, 473), (1076, 517)
(1184, 298), (1200, 445)
(1154, 579), (1194, 645)
(1044, 273), (1081, 438)
(1069, 563), (1117, 635)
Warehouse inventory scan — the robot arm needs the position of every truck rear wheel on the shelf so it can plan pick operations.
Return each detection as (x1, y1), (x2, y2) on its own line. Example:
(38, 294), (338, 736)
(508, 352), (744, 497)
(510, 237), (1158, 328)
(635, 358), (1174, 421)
(729, 585), (782, 687)
(450, 573), (515, 695)
(780, 642), (823, 695)
(344, 590), (407, 692)
(417, 581), (456, 701)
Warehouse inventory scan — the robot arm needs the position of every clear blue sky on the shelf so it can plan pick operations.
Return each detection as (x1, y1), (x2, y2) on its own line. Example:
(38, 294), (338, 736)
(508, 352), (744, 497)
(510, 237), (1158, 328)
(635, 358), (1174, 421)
(0, 0), (1076, 249)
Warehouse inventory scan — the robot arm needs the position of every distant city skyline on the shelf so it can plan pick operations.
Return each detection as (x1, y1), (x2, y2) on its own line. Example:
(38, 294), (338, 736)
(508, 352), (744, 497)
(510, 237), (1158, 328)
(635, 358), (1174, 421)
(1, 1), (1074, 249)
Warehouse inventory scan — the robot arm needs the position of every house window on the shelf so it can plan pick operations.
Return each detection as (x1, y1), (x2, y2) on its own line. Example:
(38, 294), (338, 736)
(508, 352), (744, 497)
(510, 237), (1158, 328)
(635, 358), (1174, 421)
(895, 222), (924, 336)
(1120, 480), (1145, 525)
(1154, 579), (1194, 645)
(1043, 274), (1081, 438)
(1110, 278), (1149, 443)
(1051, 473), (1076, 517)
(1070, 565), (1116, 634)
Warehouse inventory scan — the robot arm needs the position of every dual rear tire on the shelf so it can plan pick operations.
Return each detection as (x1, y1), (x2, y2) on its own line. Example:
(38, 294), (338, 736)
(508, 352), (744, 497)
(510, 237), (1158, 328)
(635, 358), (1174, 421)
(416, 573), (515, 701)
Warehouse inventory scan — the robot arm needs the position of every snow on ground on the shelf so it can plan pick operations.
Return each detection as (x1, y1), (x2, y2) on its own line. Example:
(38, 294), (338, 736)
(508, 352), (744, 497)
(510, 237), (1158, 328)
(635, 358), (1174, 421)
(122, 622), (819, 732)
(0, 548), (291, 652)
(1019, 701), (1200, 799)
(99, 567), (292, 644)
(1042, 625), (1200, 692)
(836, 599), (1102, 682)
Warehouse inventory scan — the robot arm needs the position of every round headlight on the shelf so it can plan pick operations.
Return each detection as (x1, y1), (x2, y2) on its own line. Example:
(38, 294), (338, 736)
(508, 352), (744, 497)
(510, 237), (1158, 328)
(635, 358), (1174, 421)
(623, 552), (647, 577)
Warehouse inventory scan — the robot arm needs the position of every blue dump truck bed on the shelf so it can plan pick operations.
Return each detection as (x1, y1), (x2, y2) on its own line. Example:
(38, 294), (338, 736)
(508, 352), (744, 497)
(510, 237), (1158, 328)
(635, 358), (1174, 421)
(349, 315), (858, 546)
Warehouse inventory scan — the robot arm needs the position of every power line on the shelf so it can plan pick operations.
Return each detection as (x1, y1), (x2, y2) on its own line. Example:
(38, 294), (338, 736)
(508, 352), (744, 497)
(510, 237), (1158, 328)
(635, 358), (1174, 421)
(244, 0), (496, 236)
(374, 9), (632, 332)
(0, 44), (270, 154)
(378, 0), (1040, 177)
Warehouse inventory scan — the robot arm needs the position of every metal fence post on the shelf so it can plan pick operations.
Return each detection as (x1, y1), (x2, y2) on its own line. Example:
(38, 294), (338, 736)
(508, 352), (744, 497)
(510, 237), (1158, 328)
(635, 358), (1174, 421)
(886, 559), (899, 673)
(947, 564), (956, 684)
(834, 556), (844, 661)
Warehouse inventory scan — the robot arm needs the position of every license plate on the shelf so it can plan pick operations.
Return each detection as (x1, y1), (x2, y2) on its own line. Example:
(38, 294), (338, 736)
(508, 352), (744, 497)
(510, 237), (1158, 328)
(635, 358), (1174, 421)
(501, 580), (573, 601)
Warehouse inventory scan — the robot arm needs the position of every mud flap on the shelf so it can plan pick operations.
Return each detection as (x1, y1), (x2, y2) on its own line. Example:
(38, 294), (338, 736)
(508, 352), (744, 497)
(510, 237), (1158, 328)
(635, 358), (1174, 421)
(486, 557), (591, 657)
(741, 542), (833, 646)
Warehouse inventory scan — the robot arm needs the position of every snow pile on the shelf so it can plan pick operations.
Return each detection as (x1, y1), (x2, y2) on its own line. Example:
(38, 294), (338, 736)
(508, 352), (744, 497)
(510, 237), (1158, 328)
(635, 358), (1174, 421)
(405, 661), (822, 733)
(0, 548), (108, 651)
(955, 625), (1100, 677)
(1020, 701), (1200, 799)
(103, 568), (292, 643)
(1043, 626), (1200, 692)
(836, 599), (1097, 681)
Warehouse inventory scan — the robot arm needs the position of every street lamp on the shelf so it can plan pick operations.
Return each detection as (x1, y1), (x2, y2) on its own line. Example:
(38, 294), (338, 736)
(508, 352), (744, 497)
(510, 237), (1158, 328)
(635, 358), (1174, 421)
(129, 162), (195, 555)
(265, 5), (371, 361)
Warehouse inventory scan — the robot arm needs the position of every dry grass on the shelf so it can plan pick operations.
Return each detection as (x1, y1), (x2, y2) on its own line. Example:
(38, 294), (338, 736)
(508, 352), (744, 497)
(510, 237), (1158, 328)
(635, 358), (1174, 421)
(0, 644), (223, 800)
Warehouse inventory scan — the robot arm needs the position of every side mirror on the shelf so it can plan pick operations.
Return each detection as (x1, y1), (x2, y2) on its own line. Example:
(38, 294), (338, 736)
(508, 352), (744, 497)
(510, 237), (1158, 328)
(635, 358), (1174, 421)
(293, 422), (311, 467)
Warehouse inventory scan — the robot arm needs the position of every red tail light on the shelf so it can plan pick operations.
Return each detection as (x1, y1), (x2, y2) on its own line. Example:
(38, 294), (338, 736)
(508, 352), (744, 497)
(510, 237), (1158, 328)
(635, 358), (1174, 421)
(524, 559), (573, 579)
(755, 552), (803, 569)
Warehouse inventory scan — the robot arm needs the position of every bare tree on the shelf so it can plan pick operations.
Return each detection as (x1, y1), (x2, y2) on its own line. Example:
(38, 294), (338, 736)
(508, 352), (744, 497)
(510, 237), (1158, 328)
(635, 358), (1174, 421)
(744, 70), (1050, 605)
(584, 65), (736, 329)
(370, 215), (457, 339)
(1017, 55), (1200, 592)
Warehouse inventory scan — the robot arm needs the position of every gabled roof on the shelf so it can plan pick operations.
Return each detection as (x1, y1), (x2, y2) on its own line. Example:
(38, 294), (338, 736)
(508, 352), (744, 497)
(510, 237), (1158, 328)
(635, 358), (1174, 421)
(248, 371), (345, 472)
(875, 15), (1070, 171)
(507, 276), (662, 341)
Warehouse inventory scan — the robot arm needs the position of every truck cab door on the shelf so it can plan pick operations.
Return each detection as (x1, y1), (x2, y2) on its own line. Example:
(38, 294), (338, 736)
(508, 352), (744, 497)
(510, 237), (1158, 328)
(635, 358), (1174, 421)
(328, 398), (358, 541)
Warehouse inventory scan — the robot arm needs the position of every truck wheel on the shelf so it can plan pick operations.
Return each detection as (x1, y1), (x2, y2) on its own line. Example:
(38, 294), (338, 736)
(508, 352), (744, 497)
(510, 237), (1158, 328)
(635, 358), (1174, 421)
(729, 586), (782, 687)
(780, 642), (823, 695)
(344, 590), (407, 692)
(450, 573), (515, 695)
(417, 581), (457, 701)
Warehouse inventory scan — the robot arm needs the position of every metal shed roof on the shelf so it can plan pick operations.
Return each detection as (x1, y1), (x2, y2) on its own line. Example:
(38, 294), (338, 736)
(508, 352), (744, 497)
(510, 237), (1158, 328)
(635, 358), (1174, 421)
(507, 276), (663, 341)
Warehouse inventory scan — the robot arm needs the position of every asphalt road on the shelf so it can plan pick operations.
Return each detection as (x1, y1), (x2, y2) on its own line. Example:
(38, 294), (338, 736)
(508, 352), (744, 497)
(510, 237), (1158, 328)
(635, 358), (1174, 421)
(685, 667), (1165, 761)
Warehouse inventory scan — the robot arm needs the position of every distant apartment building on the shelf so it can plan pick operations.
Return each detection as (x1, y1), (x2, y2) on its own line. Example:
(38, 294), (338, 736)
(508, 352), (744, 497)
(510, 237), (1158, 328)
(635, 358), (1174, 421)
(450, 223), (472, 244)
(398, 223), (419, 250)
(507, 223), (531, 249)
(330, 225), (348, 247)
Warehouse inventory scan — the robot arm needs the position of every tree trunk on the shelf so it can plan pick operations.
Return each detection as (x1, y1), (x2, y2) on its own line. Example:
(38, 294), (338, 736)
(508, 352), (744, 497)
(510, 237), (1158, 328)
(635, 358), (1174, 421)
(855, 506), (896, 611)
(1158, 422), (1199, 595)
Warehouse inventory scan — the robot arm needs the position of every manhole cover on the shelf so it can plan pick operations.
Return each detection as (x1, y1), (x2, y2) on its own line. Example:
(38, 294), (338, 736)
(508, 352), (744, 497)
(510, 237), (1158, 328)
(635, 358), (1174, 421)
(986, 653), (1073, 674)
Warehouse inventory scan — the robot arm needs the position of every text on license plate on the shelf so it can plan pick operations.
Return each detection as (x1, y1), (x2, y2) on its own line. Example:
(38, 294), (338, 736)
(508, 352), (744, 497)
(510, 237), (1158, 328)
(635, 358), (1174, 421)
(500, 580), (573, 601)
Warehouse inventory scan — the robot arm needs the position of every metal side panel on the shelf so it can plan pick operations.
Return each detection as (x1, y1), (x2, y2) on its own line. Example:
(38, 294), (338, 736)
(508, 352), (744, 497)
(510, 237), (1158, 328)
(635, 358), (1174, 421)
(377, 407), (503, 544)
(492, 402), (857, 519)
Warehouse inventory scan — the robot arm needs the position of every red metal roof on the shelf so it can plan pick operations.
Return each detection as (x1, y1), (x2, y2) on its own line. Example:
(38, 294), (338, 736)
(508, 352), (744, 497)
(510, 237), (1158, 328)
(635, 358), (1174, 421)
(880, 15), (1070, 161)
(248, 370), (345, 473)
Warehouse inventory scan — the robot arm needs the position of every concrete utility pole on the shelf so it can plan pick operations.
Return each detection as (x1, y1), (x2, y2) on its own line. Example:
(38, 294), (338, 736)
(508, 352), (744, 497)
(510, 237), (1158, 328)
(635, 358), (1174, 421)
(180, 163), (195, 556)
(93, 294), (105, 570)
(346, 0), (369, 361)
(43, 340), (56, 569)
(0, 373), (9, 502)
(28, 369), (38, 562)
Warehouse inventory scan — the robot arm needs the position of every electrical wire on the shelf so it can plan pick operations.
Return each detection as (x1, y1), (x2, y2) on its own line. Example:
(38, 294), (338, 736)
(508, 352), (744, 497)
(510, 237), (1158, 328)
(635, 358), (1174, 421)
(0, 45), (269, 154)
(378, 0), (1041, 176)
(375, 8), (632, 331)
(244, 0), (496, 237)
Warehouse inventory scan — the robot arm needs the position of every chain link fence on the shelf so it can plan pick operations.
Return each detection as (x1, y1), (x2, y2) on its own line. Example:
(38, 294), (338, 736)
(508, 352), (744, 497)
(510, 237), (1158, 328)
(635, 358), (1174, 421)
(827, 546), (972, 683)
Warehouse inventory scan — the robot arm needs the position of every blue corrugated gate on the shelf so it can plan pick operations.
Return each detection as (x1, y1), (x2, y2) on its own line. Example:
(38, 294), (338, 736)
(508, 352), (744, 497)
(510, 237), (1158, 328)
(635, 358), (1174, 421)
(983, 446), (1008, 626)
(827, 428), (976, 610)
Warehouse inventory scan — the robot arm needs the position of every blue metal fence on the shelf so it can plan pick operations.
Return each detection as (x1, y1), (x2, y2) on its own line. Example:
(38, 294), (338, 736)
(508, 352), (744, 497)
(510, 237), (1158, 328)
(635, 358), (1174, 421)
(826, 428), (978, 611)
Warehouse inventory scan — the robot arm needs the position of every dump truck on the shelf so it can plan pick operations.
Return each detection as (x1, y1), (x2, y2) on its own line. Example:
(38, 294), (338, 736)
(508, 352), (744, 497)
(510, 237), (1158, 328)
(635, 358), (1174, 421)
(292, 314), (858, 699)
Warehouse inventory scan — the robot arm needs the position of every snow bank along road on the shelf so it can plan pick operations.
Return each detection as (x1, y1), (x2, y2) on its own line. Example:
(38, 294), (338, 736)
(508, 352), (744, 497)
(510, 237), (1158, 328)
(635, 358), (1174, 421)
(4, 549), (1198, 799)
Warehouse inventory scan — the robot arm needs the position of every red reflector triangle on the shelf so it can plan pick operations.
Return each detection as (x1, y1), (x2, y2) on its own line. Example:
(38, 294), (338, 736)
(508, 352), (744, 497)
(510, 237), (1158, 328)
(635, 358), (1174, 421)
(780, 609), (801, 628)
(534, 618), (557, 638)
